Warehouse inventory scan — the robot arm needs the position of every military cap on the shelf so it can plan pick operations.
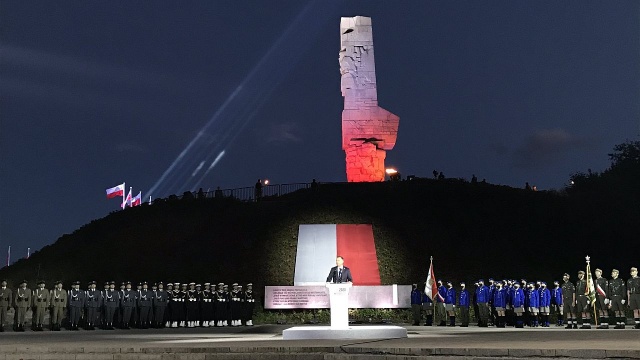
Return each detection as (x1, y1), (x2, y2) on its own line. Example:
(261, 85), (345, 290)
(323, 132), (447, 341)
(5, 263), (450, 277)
(541, 281), (547, 286)
(109, 281), (116, 285)
(55, 280), (63, 285)
(120, 281), (126, 286)
(232, 282), (239, 286)
(174, 282), (180, 285)
(204, 282), (211, 286)
(478, 279), (484, 283)
(20, 280), (28, 285)
(141, 281), (148, 285)
(595, 268), (602, 272)
(218, 282), (224, 286)
(578, 270), (585, 275)
(104, 281), (110, 286)
(181, 283), (187, 286)
(223, 284), (228, 288)
(631, 267), (638, 272)
(157, 281), (163, 286)
(238, 285), (243, 288)
(189, 282), (195, 285)
(73, 280), (81, 285)
(527, 282), (534, 286)
(612, 269), (619, 273)
(126, 281), (131, 285)
(196, 284), (201, 287)
(514, 282), (520, 287)
(88, 280), (96, 285)
(563, 273), (570, 277)
(247, 283), (253, 286)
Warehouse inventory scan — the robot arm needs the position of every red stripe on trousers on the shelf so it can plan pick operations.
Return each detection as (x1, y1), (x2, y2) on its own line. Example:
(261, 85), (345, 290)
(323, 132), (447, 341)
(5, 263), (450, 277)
(336, 224), (381, 285)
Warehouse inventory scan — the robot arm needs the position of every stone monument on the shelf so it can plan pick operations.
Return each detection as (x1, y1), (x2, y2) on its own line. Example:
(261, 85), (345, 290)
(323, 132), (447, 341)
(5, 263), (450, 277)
(340, 16), (399, 182)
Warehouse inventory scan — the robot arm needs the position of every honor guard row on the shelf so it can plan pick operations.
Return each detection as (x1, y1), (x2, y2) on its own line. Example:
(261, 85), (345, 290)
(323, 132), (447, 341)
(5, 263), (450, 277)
(412, 267), (640, 330)
(0, 279), (255, 332)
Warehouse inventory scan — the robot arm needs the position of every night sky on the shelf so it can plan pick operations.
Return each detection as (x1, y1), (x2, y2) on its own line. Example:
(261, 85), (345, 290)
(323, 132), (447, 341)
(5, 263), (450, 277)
(1, 1), (638, 257)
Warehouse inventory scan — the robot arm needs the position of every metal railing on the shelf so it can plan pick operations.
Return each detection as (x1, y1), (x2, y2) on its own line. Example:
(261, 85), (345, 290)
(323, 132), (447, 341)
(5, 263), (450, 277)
(166, 182), (313, 203)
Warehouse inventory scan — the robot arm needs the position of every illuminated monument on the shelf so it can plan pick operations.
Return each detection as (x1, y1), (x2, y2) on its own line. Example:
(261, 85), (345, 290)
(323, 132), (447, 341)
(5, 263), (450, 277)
(340, 16), (399, 182)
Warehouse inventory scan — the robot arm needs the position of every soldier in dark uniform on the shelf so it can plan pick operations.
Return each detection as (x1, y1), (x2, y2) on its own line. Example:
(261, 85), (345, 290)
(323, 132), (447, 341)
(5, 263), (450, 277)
(120, 281), (136, 329)
(102, 281), (120, 330)
(422, 289), (434, 326)
(627, 267), (640, 329)
(99, 282), (109, 329)
(163, 283), (173, 327)
(169, 282), (182, 327)
(14, 280), (31, 331)
(243, 283), (255, 326)
(32, 280), (50, 331)
(575, 270), (592, 329)
(607, 269), (626, 329)
(562, 273), (577, 329)
(410, 284), (422, 325)
(0, 279), (12, 332)
(223, 284), (231, 326)
(132, 282), (142, 328)
(84, 281), (101, 330)
(215, 283), (227, 327)
(178, 283), (188, 327)
(138, 282), (153, 329)
(186, 282), (200, 327)
(200, 283), (214, 327)
(50, 281), (67, 331)
(117, 281), (126, 327)
(67, 281), (85, 330)
(594, 269), (610, 329)
(153, 282), (168, 328)
(230, 283), (244, 326)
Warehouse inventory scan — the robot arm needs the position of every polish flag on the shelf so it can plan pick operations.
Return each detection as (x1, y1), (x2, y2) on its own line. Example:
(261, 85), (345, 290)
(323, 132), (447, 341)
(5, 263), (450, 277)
(122, 188), (132, 209)
(424, 257), (439, 302)
(293, 224), (381, 286)
(131, 192), (142, 207)
(106, 183), (125, 199)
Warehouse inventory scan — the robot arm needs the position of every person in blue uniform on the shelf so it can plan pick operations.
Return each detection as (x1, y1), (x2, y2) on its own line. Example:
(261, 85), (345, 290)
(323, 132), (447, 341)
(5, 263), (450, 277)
(422, 290), (434, 326)
(458, 282), (470, 327)
(475, 279), (490, 327)
(444, 281), (456, 326)
(410, 284), (422, 325)
(539, 282), (551, 327)
(492, 281), (507, 328)
(512, 282), (525, 328)
(527, 282), (540, 327)
(487, 278), (496, 326)
(551, 280), (563, 326)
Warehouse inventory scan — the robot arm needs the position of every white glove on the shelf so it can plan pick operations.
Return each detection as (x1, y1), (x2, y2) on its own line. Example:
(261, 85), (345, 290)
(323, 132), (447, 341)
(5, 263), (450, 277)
(621, 300), (626, 305)
(586, 299), (590, 305)
(604, 299), (610, 305)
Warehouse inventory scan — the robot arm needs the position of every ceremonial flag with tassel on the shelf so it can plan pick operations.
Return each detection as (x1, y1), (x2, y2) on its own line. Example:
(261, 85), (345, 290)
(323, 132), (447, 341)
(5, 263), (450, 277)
(585, 255), (597, 325)
(425, 256), (439, 302)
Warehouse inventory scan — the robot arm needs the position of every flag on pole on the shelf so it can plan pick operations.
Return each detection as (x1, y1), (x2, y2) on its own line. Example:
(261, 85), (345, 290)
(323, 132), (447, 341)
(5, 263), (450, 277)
(131, 191), (142, 206)
(6, 246), (10, 267)
(585, 256), (596, 303)
(424, 256), (439, 301)
(106, 183), (125, 199)
(122, 187), (132, 209)
(27, 247), (30, 259)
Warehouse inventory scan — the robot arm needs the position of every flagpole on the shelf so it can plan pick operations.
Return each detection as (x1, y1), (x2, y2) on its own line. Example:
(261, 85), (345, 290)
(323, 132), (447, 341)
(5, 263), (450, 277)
(586, 255), (597, 327)
(122, 182), (126, 210)
(7, 246), (10, 267)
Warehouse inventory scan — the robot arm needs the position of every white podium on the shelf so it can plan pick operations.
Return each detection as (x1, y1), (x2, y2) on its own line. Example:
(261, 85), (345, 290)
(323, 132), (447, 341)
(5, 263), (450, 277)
(326, 282), (352, 329)
(282, 282), (407, 340)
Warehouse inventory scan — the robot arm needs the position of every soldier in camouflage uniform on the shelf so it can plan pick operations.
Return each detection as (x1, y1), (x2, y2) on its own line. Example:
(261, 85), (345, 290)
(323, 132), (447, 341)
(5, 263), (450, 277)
(562, 273), (577, 329)
(627, 267), (640, 329)
(608, 269), (627, 329)
(14, 280), (31, 331)
(32, 280), (50, 331)
(0, 279), (12, 332)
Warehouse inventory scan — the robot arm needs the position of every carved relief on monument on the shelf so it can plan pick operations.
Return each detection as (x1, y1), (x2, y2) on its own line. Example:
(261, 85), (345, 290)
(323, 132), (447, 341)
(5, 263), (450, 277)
(340, 16), (399, 182)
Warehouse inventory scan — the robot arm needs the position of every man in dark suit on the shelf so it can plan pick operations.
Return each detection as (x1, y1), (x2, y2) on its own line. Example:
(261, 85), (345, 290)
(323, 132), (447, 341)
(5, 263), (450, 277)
(326, 256), (353, 283)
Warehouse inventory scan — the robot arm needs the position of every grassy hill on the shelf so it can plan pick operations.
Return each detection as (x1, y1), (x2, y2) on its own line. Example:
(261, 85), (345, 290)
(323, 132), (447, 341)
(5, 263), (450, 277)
(2, 172), (638, 292)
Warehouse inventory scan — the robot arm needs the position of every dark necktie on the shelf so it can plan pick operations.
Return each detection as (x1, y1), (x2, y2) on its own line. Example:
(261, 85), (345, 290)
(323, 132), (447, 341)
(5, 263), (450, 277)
(338, 268), (342, 283)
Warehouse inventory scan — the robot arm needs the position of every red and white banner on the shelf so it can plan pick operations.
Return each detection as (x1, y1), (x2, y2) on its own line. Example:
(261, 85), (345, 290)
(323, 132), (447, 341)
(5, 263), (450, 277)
(106, 183), (125, 199)
(294, 224), (381, 286)
(425, 257), (438, 301)
(131, 192), (142, 206)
